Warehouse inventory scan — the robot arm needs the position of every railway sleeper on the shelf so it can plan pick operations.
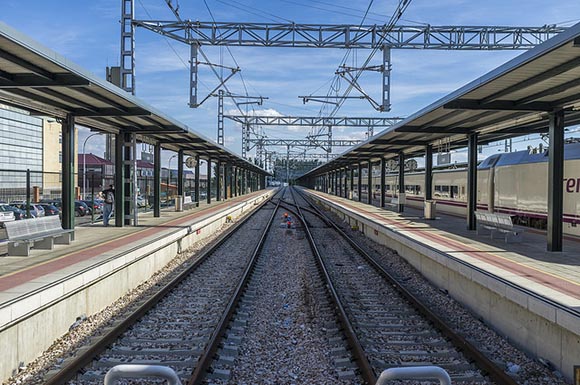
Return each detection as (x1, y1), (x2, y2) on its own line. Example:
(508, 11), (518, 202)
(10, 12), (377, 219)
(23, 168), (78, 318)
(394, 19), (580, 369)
(108, 346), (203, 356)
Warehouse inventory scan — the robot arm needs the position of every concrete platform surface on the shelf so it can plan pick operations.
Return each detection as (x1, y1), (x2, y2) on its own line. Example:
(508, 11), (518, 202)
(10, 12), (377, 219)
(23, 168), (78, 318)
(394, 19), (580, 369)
(0, 191), (270, 306)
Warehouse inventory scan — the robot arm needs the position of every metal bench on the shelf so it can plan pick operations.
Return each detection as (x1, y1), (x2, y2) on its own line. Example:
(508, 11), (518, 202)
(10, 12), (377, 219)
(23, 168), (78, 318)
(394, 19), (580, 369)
(5, 216), (74, 256)
(474, 211), (524, 243)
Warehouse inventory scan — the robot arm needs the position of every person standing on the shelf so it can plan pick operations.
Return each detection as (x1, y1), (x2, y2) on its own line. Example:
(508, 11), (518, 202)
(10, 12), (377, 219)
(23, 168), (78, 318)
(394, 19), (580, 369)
(102, 184), (115, 226)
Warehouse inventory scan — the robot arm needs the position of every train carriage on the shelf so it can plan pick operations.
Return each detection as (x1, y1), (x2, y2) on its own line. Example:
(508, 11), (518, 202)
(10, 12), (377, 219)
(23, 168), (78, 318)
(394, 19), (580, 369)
(371, 142), (580, 237)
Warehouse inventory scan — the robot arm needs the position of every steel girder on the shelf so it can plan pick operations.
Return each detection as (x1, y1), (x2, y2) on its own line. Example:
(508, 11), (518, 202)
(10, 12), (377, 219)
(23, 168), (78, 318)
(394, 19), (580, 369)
(224, 115), (403, 126)
(133, 21), (565, 49)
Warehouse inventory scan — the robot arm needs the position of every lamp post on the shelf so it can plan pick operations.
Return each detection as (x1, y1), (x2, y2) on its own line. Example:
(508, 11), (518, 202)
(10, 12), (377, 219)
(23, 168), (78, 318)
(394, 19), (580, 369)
(167, 154), (177, 203)
(82, 133), (102, 199)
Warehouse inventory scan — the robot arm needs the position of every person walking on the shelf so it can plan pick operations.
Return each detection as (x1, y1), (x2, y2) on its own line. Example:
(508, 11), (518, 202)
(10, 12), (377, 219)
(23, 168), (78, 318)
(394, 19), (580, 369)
(102, 184), (115, 226)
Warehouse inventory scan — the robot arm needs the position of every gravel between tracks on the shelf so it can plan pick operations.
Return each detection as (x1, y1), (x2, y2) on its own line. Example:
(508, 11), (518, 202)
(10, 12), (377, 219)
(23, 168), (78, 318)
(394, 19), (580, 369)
(221, 205), (359, 385)
(2, 203), (271, 385)
(318, 202), (570, 385)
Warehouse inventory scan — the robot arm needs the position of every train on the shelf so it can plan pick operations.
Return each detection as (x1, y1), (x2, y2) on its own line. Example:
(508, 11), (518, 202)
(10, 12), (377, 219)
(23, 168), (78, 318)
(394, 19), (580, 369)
(360, 141), (580, 237)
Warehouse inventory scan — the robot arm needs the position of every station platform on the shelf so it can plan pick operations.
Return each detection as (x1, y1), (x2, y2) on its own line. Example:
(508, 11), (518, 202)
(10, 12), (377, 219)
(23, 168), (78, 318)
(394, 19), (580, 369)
(0, 189), (274, 382)
(301, 188), (580, 382)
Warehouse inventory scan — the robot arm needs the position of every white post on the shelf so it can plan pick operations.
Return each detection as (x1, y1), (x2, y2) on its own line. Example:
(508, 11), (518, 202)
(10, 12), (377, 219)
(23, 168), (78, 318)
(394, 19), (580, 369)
(104, 365), (182, 385)
(375, 366), (452, 385)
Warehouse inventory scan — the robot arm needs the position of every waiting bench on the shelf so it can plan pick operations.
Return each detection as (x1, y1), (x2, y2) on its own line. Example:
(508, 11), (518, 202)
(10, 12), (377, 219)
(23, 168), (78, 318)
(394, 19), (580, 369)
(474, 211), (524, 243)
(5, 216), (74, 256)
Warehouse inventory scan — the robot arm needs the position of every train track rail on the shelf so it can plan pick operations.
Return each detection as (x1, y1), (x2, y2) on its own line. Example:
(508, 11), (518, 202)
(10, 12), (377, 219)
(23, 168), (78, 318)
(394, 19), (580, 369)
(289, 186), (520, 385)
(41, 189), (281, 385)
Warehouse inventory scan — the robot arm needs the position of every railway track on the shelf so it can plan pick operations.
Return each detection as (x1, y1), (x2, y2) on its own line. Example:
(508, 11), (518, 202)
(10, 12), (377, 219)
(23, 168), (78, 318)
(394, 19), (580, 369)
(288, 186), (521, 385)
(39, 189), (282, 385)
(30, 186), (565, 385)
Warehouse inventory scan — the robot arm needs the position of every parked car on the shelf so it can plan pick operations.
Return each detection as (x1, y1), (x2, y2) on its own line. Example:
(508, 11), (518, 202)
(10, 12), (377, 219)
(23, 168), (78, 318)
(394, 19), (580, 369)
(0, 204), (25, 220)
(81, 199), (103, 214)
(0, 205), (15, 226)
(74, 201), (88, 217)
(39, 204), (60, 217)
(11, 203), (45, 218)
(40, 199), (87, 217)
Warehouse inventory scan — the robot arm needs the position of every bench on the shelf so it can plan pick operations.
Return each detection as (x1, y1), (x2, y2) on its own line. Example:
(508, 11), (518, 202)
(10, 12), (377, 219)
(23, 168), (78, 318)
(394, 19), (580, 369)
(5, 216), (74, 256)
(474, 211), (524, 243)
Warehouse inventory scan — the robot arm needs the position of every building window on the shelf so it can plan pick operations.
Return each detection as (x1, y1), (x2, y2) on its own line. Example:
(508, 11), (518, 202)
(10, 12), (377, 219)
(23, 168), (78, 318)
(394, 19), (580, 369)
(59, 151), (62, 163)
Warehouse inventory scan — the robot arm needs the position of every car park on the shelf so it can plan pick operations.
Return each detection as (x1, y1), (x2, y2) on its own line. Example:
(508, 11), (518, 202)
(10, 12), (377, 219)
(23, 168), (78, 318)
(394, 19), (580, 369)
(11, 203), (45, 218)
(0, 204), (25, 220)
(0, 205), (15, 226)
(39, 204), (60, 217)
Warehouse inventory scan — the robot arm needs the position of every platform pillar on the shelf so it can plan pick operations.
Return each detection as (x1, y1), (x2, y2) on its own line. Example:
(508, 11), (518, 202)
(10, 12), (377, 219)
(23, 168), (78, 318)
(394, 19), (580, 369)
(224, 163), (229, 200)
(342, 167), (348, 198)
(357, 164), (362, 202)
(349, 166), (354, 199)
(153, 143), (161, 217)
(548, 110), (564, 252)
(206, 158), (212, 204)
(380, 158), (386, 208)
(177, 149), (184, 197)
(398, 153), (405, 212)
(61, 114), (76, 232)
(216, 161), (221, 201)
(367, 161), (373, 205)
(114, 132), (125, 227)
(194, 155), (200, 207)
(425, 145), (433, 201)
(467, 132), (478, 231)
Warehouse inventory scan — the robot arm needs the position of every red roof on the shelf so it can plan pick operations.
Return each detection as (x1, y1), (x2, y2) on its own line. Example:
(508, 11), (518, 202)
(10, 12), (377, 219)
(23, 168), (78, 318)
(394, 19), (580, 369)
(78, 153), (113, 166)
(137, 160), (154, 168)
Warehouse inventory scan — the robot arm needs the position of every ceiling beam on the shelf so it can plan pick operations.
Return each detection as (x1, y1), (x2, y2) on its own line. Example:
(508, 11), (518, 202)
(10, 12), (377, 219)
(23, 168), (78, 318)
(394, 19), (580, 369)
(443, 99), (554, 111)
(481, 56), (580, 103)
(72, 107), (152, 117)
(395, 126), (472, 134)
(0, 73), (90, 88)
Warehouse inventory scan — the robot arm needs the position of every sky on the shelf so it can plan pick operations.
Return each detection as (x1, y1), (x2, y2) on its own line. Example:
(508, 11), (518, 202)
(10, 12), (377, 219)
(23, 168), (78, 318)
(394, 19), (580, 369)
(3, 0), (580, 168)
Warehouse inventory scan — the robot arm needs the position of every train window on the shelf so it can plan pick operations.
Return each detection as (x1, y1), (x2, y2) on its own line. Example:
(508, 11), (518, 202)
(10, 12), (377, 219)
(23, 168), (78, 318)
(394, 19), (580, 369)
(450, 185), (458, 198)
(416, 185), (422, 195)
(434, 185), (442, 197)
(436, 186), (448, 197)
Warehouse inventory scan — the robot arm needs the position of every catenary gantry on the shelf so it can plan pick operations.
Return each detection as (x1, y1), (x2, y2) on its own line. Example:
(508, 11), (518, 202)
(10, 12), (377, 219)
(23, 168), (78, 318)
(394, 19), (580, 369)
(298, 22), (580, 252)
(0, 21), (269, 230)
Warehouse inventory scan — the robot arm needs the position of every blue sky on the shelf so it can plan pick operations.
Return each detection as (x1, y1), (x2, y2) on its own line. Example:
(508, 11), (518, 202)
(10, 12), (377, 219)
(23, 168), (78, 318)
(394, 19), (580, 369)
(3, 0), (580, 166)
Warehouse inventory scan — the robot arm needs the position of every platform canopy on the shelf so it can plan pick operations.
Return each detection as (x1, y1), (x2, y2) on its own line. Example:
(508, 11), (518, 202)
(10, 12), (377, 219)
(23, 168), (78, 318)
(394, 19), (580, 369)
(300, 21), (580, 174)
(0, 21), (267, 174)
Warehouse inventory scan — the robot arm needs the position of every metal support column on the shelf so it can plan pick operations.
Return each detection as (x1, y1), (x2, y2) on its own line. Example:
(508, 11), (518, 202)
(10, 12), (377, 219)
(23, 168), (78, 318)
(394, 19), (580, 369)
(367, 161), (372, 205)
(194, 155), (200, 207)
(217, 90), (224, 145)
(350, 166), (354, 199)
(425, 145), (433, 201)
(467, 133), (478, 231)
(114, 132), (125, 227)
(382, 45), (392, 112)
(380, 158), (386, 208)
(216, 161), (221, 201)
(357, 164), (362, 202)
(398, 153), (405, 212)
(206, 159), (212, 204)
(343, 168), (348, 198)
(120, 0), (135, 94)
(177, 149), (184, 197)
(61, 114), (75, 232)
(153, 143), (161, 217)
(241, 168), (246, 194)
(123, 132), (133, 225)
(189, 42), (199, 107)
(548, 110), (565, 252)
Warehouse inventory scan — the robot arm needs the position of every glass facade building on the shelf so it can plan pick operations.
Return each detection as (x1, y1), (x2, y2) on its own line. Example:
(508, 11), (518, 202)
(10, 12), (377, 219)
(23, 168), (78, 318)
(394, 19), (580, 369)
(0, 104), (43, 198)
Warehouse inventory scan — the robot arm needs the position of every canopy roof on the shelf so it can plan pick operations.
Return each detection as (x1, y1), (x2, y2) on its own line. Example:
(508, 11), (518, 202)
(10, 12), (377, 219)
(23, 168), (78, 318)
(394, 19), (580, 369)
(301, 22), (580, 176)
(0, 22), (268, 174)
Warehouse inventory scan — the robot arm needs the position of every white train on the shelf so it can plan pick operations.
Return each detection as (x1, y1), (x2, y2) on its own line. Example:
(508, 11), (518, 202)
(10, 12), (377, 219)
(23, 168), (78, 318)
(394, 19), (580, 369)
(363, 142), (580, 237)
